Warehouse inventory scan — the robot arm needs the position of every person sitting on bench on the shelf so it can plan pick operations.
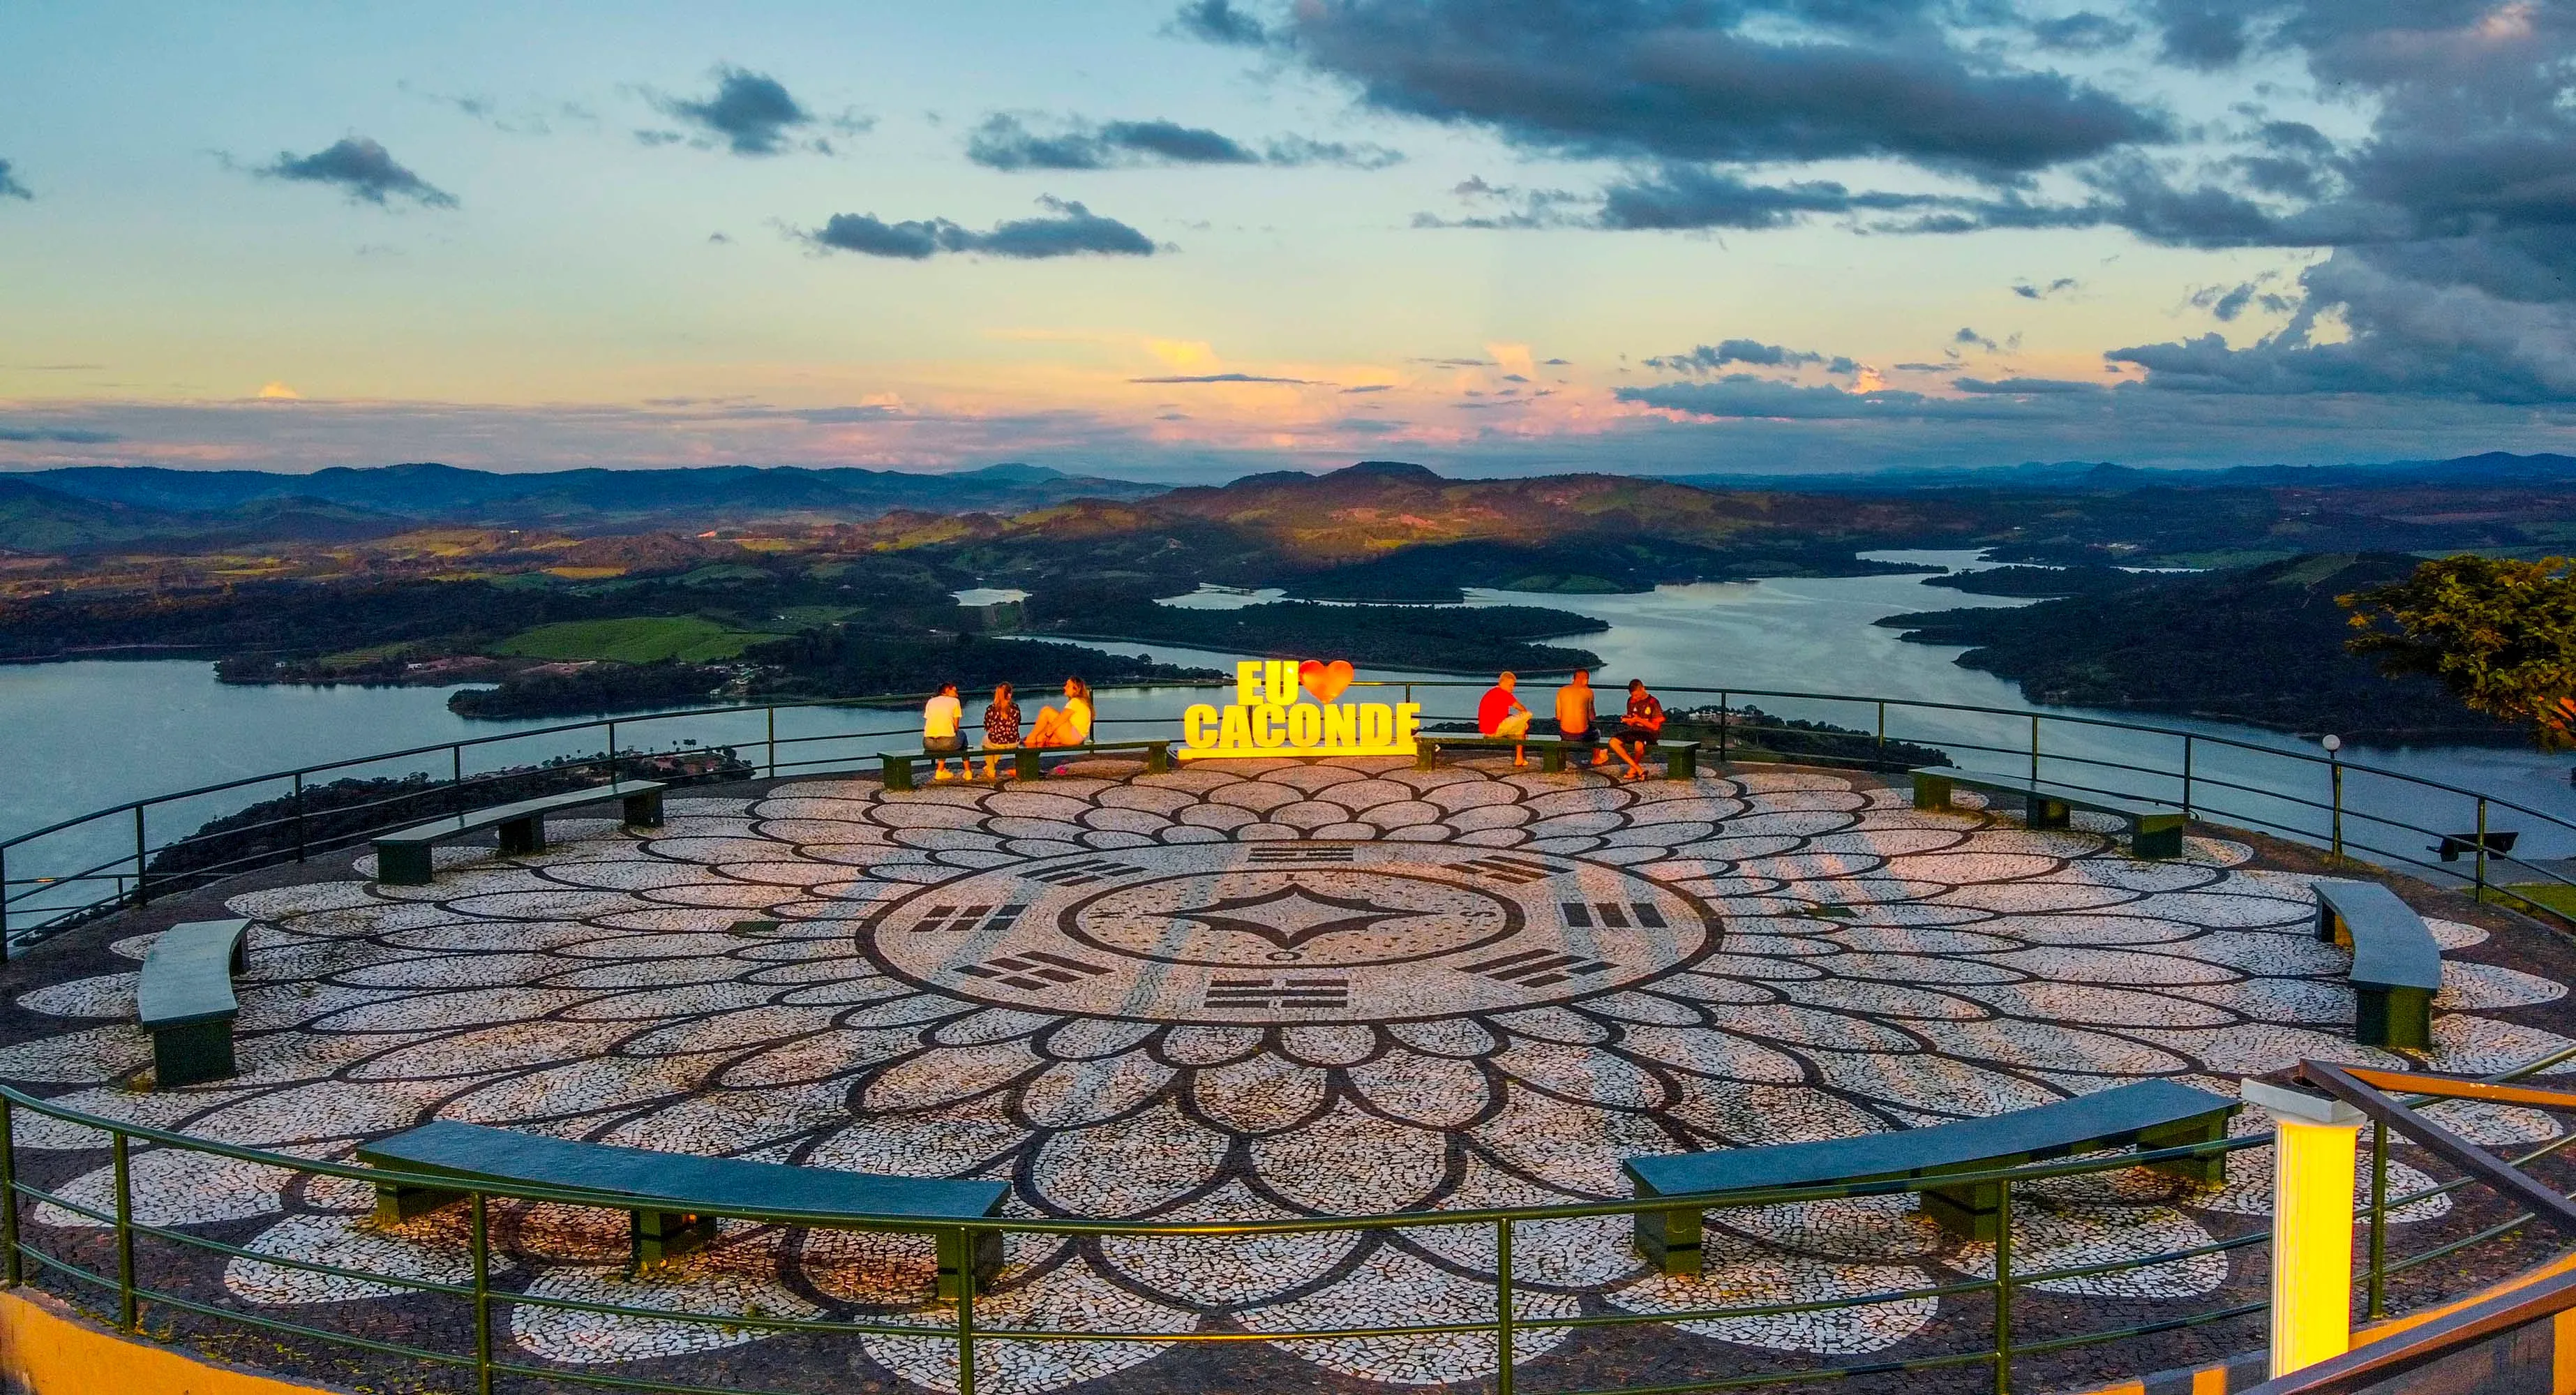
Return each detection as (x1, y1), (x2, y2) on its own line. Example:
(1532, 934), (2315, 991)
(1024, 676), (1094, 762)
(980, 682), (1021, 782)
(1478, 671), (1534, 768)
(922, 681), (965, 781)
(1556, 669), (1609, 768)
(1609, 679), (1665, 781)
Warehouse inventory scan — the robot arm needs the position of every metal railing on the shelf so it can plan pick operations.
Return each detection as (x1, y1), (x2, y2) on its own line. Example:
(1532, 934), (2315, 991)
(13, 680), (2570, 953)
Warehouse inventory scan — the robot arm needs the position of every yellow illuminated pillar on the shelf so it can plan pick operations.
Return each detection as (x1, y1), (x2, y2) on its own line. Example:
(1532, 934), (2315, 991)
(2244, 1079), (2366, 1378)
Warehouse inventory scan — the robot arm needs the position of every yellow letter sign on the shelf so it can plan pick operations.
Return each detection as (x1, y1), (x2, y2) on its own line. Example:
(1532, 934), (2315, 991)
(1181, 659), (1421, 760)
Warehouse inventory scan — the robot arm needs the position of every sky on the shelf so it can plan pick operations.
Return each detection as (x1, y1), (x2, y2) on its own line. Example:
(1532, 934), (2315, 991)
(3, 0), (2574, 481)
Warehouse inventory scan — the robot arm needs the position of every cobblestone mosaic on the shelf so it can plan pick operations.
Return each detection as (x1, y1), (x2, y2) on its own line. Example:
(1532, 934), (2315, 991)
(3, 757), (2571, 1393)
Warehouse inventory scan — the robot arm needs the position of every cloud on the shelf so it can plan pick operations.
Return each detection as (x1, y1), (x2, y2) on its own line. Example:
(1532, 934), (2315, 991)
(2012, 276), (2081, 299)
(1342, 384), (1393, 394)
(1220, 0), (2168, 179)
(1952, 376), (2105, 394)
(1644, 339), (1845, 373)
(1597, 165), (1940, 231)
(1129, 373), (1315, 385)
(0, 158), (29, 201)
(255, 137), (456, 208)
(1619, 376), (2053, 421)
(2031, 13), (2138, 52)
(2148, 0), (2249, 70)
(0, 426), (117, 442)
(257, 382), (302, 400)
(966, 114), (1400, 171)
(1954, 327), (2000, 352)
(1167, 0), (1269, 47)
(2190, 277), (2294, 321)
(650, 66), (862, 156)
(803, 195), (1158, 260)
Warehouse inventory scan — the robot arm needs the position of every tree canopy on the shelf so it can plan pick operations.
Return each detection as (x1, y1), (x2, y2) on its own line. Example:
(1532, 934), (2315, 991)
(2342, 555), (2576, 747)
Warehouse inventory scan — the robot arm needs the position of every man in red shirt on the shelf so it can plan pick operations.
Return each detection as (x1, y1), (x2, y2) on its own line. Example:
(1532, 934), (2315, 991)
(1476, 671), (1534, 768)
(1609, 678), (1665, 780)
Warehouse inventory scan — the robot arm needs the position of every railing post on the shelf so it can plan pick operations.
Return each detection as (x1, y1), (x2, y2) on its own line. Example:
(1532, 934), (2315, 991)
(2330, 752), (2345, 864)
(1992, 1179), (2013, 1395)
(2462, 794), (2483, 902)
(2367, 1119), (2388, 1320)
(606, 720), (619, 777)
(1716, 692), (1730, 766)
(1495, 1216), (1515, 1395)
(1875, 699), (1886, 766)
(451, 745), (464, 814)
(470, 1191), (493, 1395)
(957, 1232), (978, 1395)
(0, 842), (11, 964)
(0, 1095), (19, 1285)
(292, 771), (308, 864)
(2182, 735), (2194, 820)
(766, 706), (778, 779)
(2028, 714), (2040, 785)
(131, 806), (148, 907)
(112, 1131), (135, 1330)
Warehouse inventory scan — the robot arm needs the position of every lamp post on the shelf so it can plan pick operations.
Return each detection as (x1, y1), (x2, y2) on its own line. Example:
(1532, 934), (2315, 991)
(2322, 735), (2344, 864)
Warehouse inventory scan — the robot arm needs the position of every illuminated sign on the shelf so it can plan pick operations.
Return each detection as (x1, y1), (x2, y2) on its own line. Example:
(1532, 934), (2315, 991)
(1180, 659), (1421, 760)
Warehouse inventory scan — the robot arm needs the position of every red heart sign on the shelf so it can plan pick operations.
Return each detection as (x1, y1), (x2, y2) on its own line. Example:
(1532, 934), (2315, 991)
(1299, 658), (1355, 703)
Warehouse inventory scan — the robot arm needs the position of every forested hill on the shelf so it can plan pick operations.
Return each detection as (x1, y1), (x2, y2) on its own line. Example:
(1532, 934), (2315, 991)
(1876, 553), (2526, 743)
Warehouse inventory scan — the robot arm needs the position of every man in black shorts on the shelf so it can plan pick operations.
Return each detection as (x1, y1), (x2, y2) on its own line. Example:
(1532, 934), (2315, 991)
(1609, 678), (1665, 779)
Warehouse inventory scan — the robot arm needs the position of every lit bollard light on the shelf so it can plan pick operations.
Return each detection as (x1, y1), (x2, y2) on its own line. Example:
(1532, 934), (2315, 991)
(2244, 1077), (2367, 1378)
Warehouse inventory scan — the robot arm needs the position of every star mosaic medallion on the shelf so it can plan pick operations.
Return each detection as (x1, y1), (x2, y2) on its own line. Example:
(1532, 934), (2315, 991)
(0, 756), (2570, 1393)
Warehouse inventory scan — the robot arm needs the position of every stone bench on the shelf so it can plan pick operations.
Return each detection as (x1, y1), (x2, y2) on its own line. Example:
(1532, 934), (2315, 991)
(358, 1121), (1009, 1295)
(1624, 1079), (2238, 1274)
(1416, 734), (1702, 778)
(1914, 769), (2185, 858)
(2315, 878), (2443, 1050)
(371, 780), (666, 886)
(880, 739), (1171, 791)
(137, 918), (250, 1087)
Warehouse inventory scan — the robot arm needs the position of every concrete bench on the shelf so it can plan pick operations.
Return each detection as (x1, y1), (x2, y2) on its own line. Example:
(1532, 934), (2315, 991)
(1914, 769), (2185, 858)
(1417, 734), (1702, 779)
(358, 1121), (1008, 1295)
(1625, 1079), (2237, 1274)
(137, 918), (250, 1087)
(881, 739), (1171, 791)
(2315, 879), (2443, 1050)
(371, 780), (666, 886)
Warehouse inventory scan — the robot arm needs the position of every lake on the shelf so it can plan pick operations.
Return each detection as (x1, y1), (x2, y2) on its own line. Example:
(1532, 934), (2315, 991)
(6, 551), (2571, 918)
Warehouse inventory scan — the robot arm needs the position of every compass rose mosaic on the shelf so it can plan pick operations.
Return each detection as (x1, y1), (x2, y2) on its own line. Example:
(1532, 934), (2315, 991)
(866, 842), (1716, 1022)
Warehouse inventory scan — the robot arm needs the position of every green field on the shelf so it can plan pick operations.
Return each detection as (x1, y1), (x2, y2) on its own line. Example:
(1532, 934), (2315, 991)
(495, 616), (758, 664)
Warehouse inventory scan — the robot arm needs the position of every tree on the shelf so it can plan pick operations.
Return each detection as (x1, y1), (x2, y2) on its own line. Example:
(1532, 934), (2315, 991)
(2341, 555), (2576, 746)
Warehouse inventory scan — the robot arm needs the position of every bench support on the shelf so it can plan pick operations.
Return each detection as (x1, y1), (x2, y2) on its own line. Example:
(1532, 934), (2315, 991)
(497, 814), (546, 857)
(622, 789), (665, 828)
(1664, 742), (1700, 780)
(151, 1018), (238, 1089)
(635, 1208), (720, 1267)
(2357, 986), (2433, 1051)
(1631, 1188), (1705, 1277)
(938, 1228), (1007, 1300)
(374, 1181), (466, 1226)
(378, 843), (436, 887)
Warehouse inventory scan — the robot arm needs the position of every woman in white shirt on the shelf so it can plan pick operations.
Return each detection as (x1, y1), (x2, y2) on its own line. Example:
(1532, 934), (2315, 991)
(1024, 676), (1093, 768)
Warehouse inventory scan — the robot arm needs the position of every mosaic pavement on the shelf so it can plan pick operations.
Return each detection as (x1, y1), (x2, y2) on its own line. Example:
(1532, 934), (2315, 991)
(3, 758), (2573, 1392)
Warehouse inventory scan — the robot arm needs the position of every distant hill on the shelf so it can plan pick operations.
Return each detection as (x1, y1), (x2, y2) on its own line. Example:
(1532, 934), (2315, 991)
(1878, 552), (2526, 743)
(1669, 451), (2576, 493)
(0, 477), (405, 553)
(11, 461), (1163, 528)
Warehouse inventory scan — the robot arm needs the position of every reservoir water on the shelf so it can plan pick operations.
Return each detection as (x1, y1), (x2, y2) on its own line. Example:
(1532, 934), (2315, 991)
(6, 551), (2573, 918)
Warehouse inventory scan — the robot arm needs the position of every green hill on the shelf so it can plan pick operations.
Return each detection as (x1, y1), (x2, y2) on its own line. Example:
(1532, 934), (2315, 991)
(1878, 553), (2526, 743)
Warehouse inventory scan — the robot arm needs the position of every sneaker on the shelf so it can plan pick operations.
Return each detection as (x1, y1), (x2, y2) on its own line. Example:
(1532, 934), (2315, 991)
(931, 767), (952, 781)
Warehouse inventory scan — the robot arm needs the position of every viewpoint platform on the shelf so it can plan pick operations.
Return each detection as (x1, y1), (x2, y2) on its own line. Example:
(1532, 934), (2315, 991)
(2, 748), (2574, 1395)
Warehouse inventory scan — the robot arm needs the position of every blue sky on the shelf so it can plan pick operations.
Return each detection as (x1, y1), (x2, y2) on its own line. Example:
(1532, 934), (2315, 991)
(3, 0), (2573, 479)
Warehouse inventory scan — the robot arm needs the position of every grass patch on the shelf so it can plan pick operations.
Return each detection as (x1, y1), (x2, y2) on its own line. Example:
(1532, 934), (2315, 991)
(2499, 883), (2576, 918)
(495, 616), (758, 664)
